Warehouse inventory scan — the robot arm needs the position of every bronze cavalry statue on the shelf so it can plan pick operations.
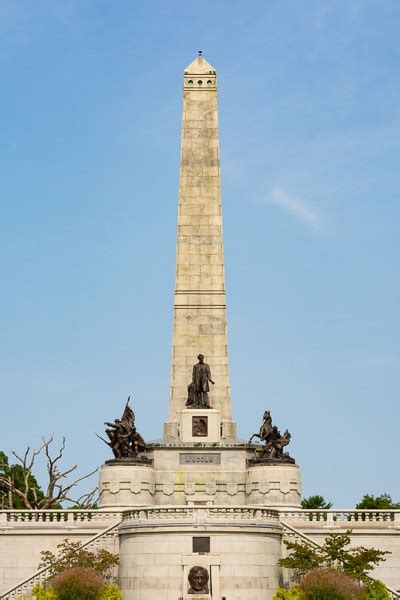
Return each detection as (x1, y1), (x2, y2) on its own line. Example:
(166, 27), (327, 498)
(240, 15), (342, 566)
(249, 410), (294, 463)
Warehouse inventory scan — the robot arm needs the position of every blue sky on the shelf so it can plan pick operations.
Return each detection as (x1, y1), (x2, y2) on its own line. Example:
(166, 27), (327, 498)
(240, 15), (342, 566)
(0, 0), (399, 507)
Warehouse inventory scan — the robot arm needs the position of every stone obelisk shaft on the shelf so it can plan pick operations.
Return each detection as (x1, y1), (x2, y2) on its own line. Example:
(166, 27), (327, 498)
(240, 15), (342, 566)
(168, 55), (233, 429)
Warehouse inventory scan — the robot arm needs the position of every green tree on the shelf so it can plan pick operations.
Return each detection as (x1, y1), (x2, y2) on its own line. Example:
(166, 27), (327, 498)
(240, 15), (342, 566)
(0, 451), (45, 509)
(301, 495), (333, 509)
(39, 539), (119, 582)
(356, 494), (400, 510)
(365, 580), (392, 600)
(279, 531), (389, 583)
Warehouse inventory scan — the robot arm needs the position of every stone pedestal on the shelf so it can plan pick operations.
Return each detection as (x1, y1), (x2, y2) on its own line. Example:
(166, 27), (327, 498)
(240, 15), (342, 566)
(246, 462), (301, 509)
(180, 409), (221, 443)
(98, 463), (155, 510)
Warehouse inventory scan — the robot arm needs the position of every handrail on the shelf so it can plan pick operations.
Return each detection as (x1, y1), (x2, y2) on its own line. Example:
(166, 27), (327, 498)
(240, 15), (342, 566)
(0, 518), (121, 600)
(281, 519), (399, 599)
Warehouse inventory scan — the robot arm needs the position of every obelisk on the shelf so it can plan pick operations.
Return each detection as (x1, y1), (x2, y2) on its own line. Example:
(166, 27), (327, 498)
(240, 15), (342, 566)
(165, 53), (236, 440)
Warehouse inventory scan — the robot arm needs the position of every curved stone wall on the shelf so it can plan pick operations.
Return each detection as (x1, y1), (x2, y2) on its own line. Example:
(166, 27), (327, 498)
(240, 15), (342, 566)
(118, 506), (283, 600)
(246, 463), (301, 508)
(99, 464), (155, 509)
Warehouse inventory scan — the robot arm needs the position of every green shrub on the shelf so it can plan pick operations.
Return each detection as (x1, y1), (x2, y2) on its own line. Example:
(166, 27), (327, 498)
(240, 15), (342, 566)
(272, 586), (304, 599)
(365, 580), (392, 600)
(299, 568), (366, 600)
(31, 584), (57, 599)
(100, 583), (124, 600)
(18, 580), (124, 600)
(49, 567), (105, 600)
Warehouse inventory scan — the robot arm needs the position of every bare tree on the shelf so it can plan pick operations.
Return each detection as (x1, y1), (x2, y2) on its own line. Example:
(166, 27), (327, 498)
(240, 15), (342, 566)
(0, 437), (98, 509)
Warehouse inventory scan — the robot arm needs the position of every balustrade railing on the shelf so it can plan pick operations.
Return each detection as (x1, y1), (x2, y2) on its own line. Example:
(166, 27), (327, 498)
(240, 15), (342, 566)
(0, 510), (121, 526)
(279, 509), (400, 526)
(122, 505), (280, 525)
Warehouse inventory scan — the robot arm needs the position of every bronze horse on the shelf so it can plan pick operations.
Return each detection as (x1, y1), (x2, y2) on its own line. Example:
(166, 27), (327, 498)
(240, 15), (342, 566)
(249, 410), (273, 444)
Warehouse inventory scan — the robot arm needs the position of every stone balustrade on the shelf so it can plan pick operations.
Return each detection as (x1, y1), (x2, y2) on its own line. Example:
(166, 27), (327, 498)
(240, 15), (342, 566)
(2, 508), (399, 528)
(122, 505), (280, 527)
(0, 510), (121, 526)
(279, 509), (400, 527)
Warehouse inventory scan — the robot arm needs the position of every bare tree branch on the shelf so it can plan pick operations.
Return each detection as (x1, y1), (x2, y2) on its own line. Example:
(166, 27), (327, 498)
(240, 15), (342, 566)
(2, 438), (98, 509)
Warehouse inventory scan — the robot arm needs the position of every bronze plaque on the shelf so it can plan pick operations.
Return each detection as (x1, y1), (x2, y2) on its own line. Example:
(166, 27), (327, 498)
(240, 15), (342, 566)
(193, 536), (210, 553)
(192, 416), (208, 437)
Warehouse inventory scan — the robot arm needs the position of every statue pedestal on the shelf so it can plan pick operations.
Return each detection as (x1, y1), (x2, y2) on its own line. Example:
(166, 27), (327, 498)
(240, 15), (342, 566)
(180, 409), (221, 443)
(246, 461), (301, 509)
(98, 462), (155, 510)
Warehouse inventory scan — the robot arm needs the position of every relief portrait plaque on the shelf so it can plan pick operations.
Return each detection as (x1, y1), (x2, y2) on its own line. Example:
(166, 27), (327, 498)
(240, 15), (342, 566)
(192, 416), (208, 437)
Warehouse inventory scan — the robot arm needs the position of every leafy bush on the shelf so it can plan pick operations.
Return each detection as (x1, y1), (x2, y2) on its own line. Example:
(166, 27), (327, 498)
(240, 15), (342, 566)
(272, 586), (304, 599)
(32, 584), (57, 600)
(18, 581), (124, 600)
(39, 539), (119, 581)
(299, 568), (366, 600)
(279, 531), (389, 582)
(365, 580), (392, 600)
(49, 567), (105, 600)
(100, 583), (124, 600)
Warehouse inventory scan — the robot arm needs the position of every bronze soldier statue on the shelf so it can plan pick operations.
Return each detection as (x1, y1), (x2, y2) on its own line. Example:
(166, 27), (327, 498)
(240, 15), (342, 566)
(99, 397), (147, 460)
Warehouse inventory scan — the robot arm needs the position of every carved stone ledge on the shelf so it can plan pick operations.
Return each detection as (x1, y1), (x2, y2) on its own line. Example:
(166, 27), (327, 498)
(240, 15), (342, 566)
(104, 457), (153, 466)
(247, 457), (295, 466)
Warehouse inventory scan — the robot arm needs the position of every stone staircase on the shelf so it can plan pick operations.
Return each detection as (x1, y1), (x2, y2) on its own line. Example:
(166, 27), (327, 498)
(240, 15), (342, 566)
(281, 519), (399, 599)
(0, 519), (121, 600)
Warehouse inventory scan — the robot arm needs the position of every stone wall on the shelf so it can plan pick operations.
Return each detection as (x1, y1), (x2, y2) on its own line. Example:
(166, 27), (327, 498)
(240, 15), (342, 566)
(1, 509), (399, 599)
(119, 507), (283, 600)
(281, 509), (400, 593)
(0, 511), (120, 597)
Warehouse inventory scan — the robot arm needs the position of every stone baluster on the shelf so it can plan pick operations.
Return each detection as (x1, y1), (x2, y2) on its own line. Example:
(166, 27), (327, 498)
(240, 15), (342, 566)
(325, 511), (335, 527)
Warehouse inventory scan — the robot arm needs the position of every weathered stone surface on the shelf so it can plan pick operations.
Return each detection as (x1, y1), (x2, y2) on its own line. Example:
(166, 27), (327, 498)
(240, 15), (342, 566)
(166, 54), (234, 436)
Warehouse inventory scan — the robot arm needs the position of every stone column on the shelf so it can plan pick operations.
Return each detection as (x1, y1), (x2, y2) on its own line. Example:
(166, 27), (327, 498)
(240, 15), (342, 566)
(165, 55), (234, 438)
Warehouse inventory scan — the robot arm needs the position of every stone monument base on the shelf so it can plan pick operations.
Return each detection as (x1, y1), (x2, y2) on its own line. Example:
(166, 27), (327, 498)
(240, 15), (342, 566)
(118, 506), (283, 600)
(99, 442), (301, 510)
(246, 461), (301, 509)
(99, 462), (155, 509)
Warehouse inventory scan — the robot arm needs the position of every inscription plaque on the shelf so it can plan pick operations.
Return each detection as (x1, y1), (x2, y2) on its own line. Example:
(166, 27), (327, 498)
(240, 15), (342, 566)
(192, 416), (208, 437)
(180, 453), (221, 465)
(193, 536), (210, 553)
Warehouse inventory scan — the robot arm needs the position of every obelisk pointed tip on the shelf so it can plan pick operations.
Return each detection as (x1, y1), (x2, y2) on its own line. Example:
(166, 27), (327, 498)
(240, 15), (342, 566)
(184, 52), (216, 75)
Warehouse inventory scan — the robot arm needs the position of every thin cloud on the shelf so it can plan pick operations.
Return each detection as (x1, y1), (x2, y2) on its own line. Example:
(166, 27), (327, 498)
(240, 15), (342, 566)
(263, 187), (325, 233)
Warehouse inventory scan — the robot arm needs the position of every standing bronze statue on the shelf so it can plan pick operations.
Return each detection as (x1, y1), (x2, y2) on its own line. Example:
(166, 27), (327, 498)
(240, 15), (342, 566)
(186, 354), (214, 408)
